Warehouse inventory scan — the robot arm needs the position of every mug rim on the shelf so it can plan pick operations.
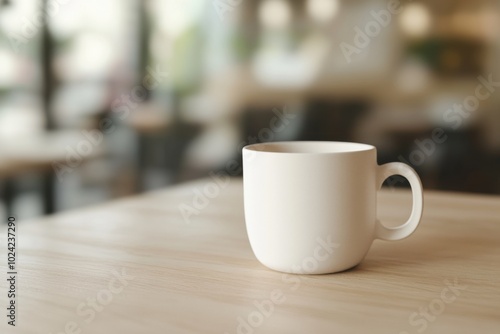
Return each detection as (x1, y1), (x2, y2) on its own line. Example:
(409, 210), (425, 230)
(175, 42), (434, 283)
(243, 141), (376, 155)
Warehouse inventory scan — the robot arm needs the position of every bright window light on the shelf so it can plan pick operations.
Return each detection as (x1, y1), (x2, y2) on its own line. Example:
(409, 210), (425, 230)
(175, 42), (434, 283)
(258, 0), (292, 29)
(307, 0), (340, 23)
(0, 50), (17, 87)
(399, 3), (432, 38)
(152, 0), (204, 38)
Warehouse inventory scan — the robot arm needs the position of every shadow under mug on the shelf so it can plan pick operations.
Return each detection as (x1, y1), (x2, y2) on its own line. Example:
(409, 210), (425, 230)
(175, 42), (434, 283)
(243, 141), (424, 274)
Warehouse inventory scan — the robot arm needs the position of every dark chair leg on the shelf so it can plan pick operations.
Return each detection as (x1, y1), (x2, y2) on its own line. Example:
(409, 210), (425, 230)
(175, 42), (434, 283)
(2, 179), (15, 219)
(41, 172), (55, 215)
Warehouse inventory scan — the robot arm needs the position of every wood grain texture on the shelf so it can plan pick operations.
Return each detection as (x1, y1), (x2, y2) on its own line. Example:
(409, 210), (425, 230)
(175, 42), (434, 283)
(0, 178), (499, 334)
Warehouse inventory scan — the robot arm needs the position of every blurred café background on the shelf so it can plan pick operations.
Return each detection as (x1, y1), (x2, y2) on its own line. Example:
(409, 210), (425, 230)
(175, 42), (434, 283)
(1, 0), (500, 220)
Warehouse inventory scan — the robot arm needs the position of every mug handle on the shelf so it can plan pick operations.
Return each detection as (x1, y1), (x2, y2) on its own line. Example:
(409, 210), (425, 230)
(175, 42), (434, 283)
(375, 162), (424, 241)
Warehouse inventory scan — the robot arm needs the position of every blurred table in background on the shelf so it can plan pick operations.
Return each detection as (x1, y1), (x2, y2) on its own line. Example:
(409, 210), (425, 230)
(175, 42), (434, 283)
(126, 104), (173, 135)
(0, 130), (105, 216)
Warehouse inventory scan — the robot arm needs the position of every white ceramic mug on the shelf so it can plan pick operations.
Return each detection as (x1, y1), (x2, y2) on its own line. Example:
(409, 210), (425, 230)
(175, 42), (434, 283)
(243, 141), (423, 274)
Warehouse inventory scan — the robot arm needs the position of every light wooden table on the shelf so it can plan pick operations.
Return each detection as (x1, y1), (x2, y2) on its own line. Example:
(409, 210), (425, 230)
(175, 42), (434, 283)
(1, 178), (499, 334)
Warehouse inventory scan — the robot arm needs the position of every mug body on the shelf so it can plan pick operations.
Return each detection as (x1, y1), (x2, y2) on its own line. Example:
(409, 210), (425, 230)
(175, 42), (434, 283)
(243, 141), (377, 274)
